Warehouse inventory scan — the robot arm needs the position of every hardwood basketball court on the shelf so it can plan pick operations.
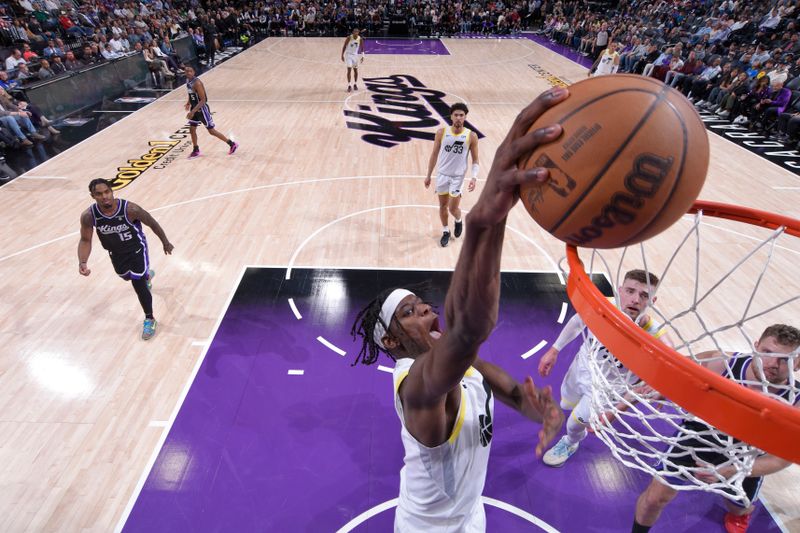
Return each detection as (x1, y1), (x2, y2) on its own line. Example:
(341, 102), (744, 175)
(0, 36), (798, 531)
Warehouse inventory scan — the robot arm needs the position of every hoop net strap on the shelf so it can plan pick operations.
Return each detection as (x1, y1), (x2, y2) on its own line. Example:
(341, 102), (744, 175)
(566, 200), (800, 464)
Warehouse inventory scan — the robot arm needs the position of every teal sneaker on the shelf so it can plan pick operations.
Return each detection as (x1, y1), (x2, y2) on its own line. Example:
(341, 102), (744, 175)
(146, 269), (155, 290)
(542, 435), (579, 467)
(142, 318), (157, 340)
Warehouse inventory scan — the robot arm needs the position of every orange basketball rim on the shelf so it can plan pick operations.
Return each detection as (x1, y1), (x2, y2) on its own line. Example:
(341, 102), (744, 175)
(566, 200), (800, 464)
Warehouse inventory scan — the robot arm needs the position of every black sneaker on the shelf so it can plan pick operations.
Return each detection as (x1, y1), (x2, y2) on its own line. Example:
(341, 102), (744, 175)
(440, 231), (450, 247)
(454, 220), (463, 238)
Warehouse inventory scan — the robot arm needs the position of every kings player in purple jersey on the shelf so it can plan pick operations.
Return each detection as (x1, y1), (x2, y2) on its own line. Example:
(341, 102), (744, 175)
(77, 179), (174, 340)
(184, 65), (238, 159)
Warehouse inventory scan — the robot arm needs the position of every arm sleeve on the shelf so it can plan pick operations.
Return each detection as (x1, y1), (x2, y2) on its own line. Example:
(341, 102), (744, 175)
(552, 313), (585, 350)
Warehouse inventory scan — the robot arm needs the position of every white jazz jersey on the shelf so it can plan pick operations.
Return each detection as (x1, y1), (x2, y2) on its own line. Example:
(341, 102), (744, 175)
(345, 35), (361, 57)
(392, 358), (494, 532)
(562, 313), (665, 401)
(593, 50), (619, 76)
(436, 126), (471, 177)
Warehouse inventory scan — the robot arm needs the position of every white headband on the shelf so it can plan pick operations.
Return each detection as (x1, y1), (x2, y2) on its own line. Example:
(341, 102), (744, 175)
(373, 289), (414, 349)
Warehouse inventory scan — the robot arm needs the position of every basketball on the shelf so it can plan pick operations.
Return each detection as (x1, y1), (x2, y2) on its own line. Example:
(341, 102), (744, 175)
(519, 75), (710, 249)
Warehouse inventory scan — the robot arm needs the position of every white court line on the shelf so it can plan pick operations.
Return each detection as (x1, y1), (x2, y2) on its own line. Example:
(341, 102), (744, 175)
(439, 38), (453, 56)
(771, 186), (800, 190)
(521, 340), (548, 360)
(287, 369), (305, 376)
(287, 298), (302, 319)
(317, 336), (346, 356)
(190, 340), (208, 347)
(557, 302), (568, 324)
(377, 365), (394, 373)
(336, 496), (559, 533)
(147, 420), (168, 427)
(16, 175), (69, 180)
(114, 266), (247, 533)
(761, 496), (790, 533)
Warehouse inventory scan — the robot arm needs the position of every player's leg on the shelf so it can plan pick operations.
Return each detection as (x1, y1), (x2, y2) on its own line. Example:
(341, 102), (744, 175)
(721, 476), (761, 533)
(346, 66), (352, 91)
(633, 478), (679, 532)
(188, 125), (200, 158)
(448, 177), (464, 238)
(543, 392), (589, 466)
(353, 65), (359, 90)
(118, 250), (157, 340)
(207, 128), (238, 154)
(437, 192), (450, 247)
(201, 106), (238, 154)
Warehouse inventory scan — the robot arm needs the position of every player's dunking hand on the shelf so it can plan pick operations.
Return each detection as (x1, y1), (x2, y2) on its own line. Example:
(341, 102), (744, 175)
(468, 87), (568, 227)
(521, 376), (565, 457)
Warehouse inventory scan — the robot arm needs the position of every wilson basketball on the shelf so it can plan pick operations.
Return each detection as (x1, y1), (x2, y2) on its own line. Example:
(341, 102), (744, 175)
(519, 75), (709, 249)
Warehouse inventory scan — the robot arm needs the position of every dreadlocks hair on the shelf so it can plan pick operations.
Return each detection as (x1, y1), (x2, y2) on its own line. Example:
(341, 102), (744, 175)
(350, 281), (440, 367)
(350, 287), (397, 367)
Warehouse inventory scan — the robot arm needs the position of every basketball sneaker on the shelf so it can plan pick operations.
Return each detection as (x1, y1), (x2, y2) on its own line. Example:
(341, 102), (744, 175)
(347, 85), (352, 93)
(454, 220), (463, 238)
(188, 149), (201, 159)
(228, 142), (238, 155)
(146, 269), (155, 290)
(142, 318), (157, 340)
(354, 83), (359, 90)
(542, 435), (579, 467)
(440, 231), (450, 247)
(724, 512), (751, 533)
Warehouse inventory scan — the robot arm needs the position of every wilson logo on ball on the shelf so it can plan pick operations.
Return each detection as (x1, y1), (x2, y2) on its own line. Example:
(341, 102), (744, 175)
(565, 153), (674, 246)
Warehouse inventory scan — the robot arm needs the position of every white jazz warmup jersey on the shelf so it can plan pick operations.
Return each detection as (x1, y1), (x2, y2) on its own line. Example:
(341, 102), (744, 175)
(392, 358), (494, 532)
(345, 36), (362, 67)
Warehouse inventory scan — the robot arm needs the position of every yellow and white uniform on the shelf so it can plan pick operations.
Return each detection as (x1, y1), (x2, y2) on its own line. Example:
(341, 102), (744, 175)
(344, 35), (362, 68)
(593, 49), (619, 76)
(392, 358), (494, 532)
(435, 126), (471, 197)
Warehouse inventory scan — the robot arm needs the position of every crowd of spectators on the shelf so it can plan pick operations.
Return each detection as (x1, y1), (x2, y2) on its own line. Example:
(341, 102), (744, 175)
(542, 0), (800, 146)
(2, 0), (800, 154)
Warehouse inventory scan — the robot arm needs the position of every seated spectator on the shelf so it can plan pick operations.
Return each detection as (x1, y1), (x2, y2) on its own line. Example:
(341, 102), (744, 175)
(64, 50), (85, 71)
(37, 59), (55, 80)
(50, 55), (66, 75)
(732, 76), (771, 124)
(21, 44), (38, 62)
(5, 49), (26, 72)
(716, 71), (753, 118)
(752, 79), (792, 131)
(143, 42), (174, 78)
(16, 63), (34, 83)
(81, 45), (101, 64)
(0, 71), (20, 91)
(701, 67), (742, 111)
(101, 43), (124, 60)
(0, 87), (59, 135)
(0, 101), (46, 147)
(43, 40), (62, 59)
(666, 51), (704, 87)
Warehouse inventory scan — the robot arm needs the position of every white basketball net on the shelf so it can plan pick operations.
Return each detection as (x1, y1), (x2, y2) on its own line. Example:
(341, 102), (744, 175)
(573, 209), (799, 507)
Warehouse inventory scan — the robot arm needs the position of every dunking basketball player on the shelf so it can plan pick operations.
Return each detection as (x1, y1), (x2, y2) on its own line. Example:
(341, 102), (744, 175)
(78, 179), (174, 340)
(351, 87), (569, 531)
(341, 27), (364, 92)
(632, 324), (800, 533)
(538, 269), (673, 466)
(424, 103), (480, 247)
(184, 65), (238, 159)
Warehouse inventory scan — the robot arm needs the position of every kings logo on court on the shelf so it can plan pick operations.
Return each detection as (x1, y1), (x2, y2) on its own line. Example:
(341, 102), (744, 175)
(344, 74), (485, 148)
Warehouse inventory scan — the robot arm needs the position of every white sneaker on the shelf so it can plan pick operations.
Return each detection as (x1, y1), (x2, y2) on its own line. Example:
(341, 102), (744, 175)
(542, 435), (580, 467)
(717, 110), (730, 118)
(695, 100), (707, 107)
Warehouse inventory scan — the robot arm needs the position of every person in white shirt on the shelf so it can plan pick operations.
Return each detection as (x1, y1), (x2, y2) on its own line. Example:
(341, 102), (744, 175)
(5, 49), (26, 72)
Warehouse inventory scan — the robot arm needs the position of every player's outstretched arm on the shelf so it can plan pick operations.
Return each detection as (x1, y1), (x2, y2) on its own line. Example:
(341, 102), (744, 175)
(127, 202), (174, 254)
(77, 209), (93, 276)
(539, 312), (584, 376)
(474, 358), (565, 455)
(408, 87), (568, 404)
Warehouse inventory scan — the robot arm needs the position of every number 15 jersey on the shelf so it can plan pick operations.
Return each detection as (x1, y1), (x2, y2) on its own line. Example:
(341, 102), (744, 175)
(91, 199), (147, 255)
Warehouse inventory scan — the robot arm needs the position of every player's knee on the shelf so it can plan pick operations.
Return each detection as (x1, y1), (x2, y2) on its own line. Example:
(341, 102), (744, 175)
(643, 482), (676, 509)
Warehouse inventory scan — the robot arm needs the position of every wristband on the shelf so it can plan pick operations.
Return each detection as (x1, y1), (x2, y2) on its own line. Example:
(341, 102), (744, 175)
(471, 163), (479, 179)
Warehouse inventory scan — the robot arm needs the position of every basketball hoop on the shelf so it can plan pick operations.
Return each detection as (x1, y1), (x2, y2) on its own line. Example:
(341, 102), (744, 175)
(564, 200), (800, 505)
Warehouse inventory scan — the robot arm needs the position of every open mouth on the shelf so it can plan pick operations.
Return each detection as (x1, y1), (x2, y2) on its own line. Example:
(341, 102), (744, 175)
(429, 317), (442, 340)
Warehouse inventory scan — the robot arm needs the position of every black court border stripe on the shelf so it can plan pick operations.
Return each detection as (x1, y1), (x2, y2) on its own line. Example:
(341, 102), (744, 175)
(547, 84), (671, 234)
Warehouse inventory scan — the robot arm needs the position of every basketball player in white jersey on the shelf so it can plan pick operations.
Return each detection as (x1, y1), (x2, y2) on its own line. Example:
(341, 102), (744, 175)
(590, 40), (620, 77)
(351, 87), (570, 532)
(341, 27), (364, 92)
(538, 269), (673, 466)
(632, 324), (800, 533)
(424, 102), (480, 247)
